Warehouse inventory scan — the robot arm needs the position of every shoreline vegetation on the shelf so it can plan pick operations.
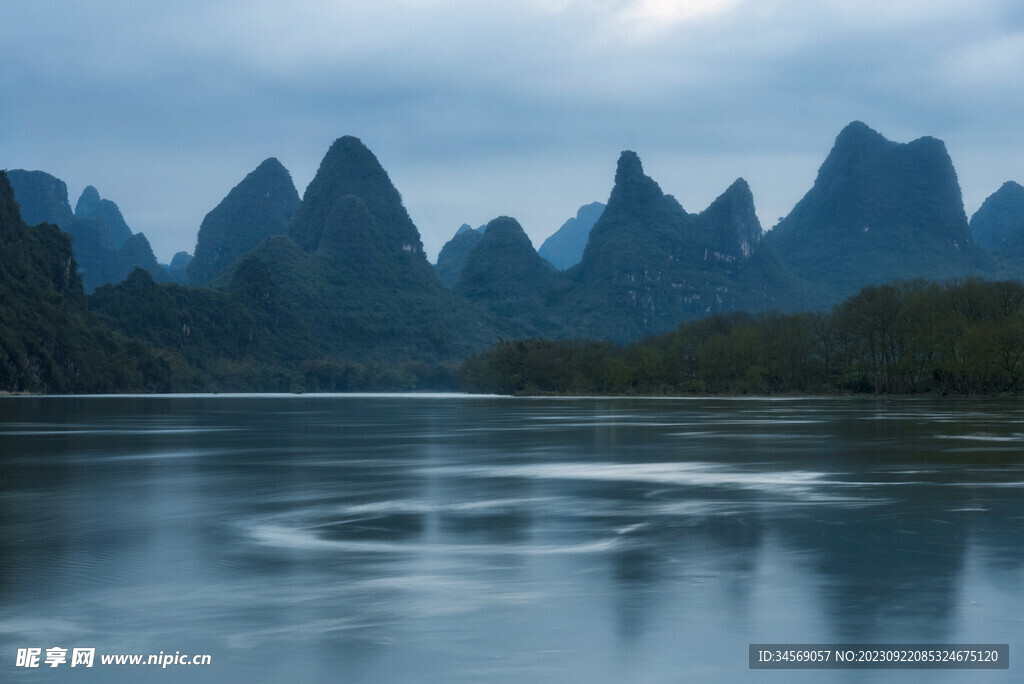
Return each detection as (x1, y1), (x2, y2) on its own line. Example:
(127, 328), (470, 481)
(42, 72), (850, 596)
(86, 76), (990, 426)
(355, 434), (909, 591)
(458, 278), (1024, 398)
(112, 275), (1024, 398)
(6, 277), (1020, 399)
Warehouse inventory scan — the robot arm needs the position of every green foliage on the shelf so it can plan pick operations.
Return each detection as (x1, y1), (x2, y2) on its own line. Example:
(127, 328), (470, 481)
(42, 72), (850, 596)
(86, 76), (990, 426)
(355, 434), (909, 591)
(88, 258), (467, 393)
(90, 269), (261, 364)
(216, 234), (500, 363)
(0, 172), (177, 393)
(460, 278), (1024, 396)
(459, 338), (615, 395)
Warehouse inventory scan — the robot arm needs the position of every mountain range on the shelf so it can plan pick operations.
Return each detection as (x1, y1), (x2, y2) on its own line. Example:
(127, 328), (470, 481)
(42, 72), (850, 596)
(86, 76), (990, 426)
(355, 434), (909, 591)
(5, 170), (169, 292)
(4, 120), (1024, 391)
(0, 172), (176, 392)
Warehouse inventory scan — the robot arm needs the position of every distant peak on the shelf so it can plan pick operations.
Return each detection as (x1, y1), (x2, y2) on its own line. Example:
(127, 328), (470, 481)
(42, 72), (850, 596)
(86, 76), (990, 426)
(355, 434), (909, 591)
(79, 185), (100, 203)
(313, 135), (391, 187)
(615, 150), (645, 184)
(575, 201), (606, 223)
(254, 157), (287, 173)
(703, 177), (757, 220)
(725, 177), (751, 195)
(241, 157), (296, 189)
(842, 120), (872, 132)
(608, 150), (666, 208)
(838, 120), (881, 137)
(169, 251), (192, 270)
(473, 216), (538, 260)
(327, 135), (371, 157)
(310, 136), (383, 183)
(699, 175), (762, 259)
(833, 120), (889, 150)
(290, 134), (424, 257)
(969, 178), (1024, 250)
(483, 216), (525, 236)
(74, 185), (102, 217)
(906, 134), (949, 158)
(702, 178), (756, 221)
(835, 122), (950, 157)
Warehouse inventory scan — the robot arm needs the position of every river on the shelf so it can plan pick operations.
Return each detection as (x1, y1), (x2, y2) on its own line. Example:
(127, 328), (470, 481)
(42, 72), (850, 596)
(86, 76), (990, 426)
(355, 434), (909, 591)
(1, 395), (1021, 682)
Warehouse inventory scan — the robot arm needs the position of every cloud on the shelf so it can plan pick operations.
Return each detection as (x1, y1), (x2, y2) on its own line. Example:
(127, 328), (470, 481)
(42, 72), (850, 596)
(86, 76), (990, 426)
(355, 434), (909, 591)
(943, 31), (1024, 89)
(3, 1), (1024, 260)
(613, 0), (742, 40)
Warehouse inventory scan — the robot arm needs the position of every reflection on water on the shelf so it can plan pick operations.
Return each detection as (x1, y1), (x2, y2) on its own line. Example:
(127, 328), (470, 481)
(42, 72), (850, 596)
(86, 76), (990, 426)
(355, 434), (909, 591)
(1, 395), (1022, 683)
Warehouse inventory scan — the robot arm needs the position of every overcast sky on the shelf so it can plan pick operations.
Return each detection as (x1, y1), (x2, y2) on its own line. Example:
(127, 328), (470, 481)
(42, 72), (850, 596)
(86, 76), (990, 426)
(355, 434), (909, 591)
(3, 0), (1024, 262)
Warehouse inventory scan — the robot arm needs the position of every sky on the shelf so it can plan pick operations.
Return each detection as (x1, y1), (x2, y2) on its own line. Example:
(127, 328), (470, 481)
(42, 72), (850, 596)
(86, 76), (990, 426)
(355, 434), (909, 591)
(3, 0), (1024, 263)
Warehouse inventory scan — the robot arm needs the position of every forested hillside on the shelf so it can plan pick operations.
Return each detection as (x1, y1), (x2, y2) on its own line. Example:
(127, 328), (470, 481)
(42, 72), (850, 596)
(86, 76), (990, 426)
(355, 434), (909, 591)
(460, 279), (1024, 396)
(0, 172), (178, 392)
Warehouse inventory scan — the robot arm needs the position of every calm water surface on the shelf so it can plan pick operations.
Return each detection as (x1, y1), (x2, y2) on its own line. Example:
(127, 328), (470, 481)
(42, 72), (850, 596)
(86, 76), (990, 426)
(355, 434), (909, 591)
(1, 395), (1022, 682)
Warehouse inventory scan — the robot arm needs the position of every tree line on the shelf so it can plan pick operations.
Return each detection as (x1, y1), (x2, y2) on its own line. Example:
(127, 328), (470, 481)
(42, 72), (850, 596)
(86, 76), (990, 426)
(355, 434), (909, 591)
(458, 279), (1024, 395)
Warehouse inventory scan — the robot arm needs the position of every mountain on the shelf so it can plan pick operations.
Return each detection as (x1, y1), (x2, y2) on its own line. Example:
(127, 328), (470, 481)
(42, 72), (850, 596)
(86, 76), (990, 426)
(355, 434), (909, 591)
(564, 151), (806, 340)
(0, 172), (173, 392)
(970, 181), (1024, 252)
(765, 121), (994, 298)
(215, 136), (499, 361)
(9, 123), (1023, 394)
(89, 267), (284, 389)
(989, 214), (1024, 270)
(455, 216), (563, 336)
(5, 170), (75, 228)
(112, 233), (167, 283)
(6, 170), (114, 283)
(538, 201), (605, 270)
(165, 251), (192, 284)
(995, 229), (1024, 265)
(187, 158), (300, 286)
(573, 151), (692, 281)
(434, 224), (484, 287)
(6, 170), (168, 291)
(692, 178), (821, 314)
(291, 137), (425, 257)
(695, 179), (761, 269)
(75, 185), (133, 247)
(69, 185), (167, 287)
